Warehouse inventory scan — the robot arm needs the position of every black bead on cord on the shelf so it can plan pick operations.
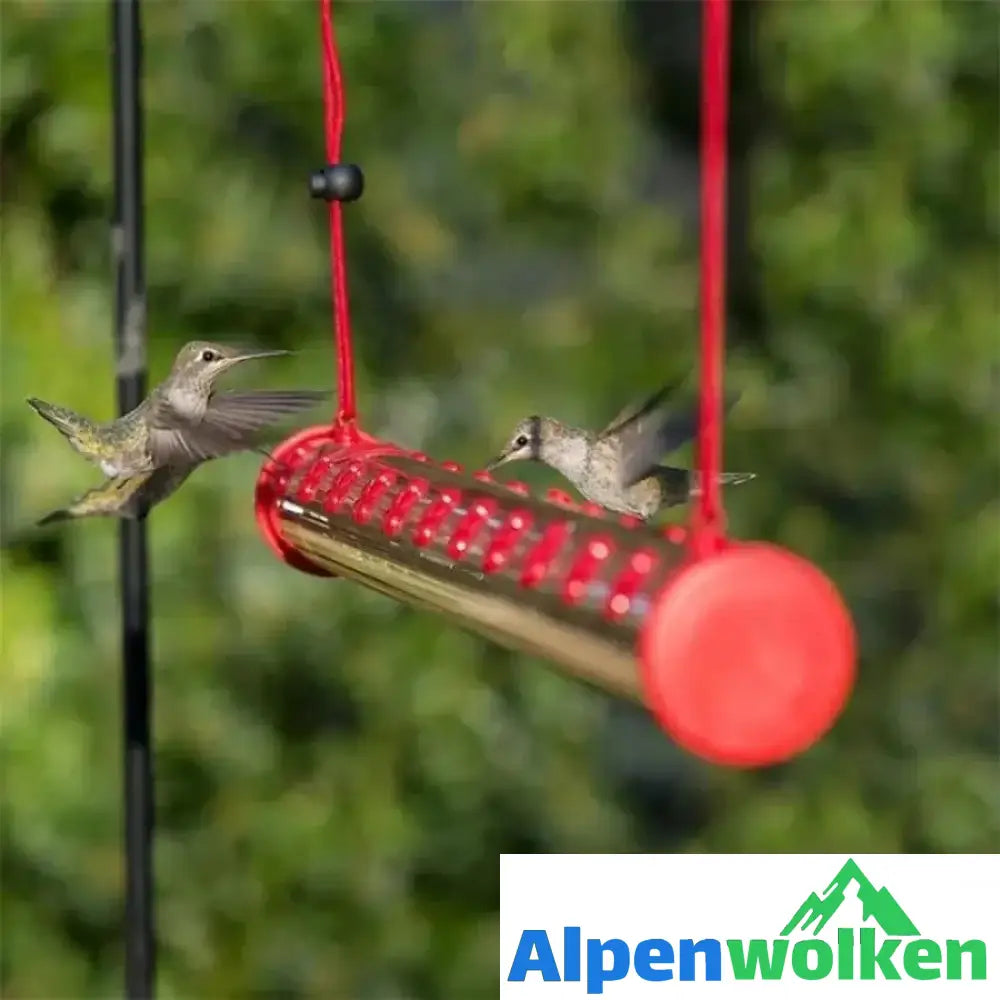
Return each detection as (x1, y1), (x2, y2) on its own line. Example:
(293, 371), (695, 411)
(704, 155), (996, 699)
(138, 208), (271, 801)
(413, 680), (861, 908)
(310, 163), (364, 202)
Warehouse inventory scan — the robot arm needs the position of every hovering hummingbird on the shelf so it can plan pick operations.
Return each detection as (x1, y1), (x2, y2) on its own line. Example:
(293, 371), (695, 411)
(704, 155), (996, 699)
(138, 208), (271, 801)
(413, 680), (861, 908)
(485, 385), (755, 520)
(28, 340), (327, 524)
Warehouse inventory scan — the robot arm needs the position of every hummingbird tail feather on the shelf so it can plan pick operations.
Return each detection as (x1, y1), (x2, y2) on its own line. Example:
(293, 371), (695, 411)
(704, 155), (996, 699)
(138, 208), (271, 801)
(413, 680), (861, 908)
(26, 398), (88, 441)
(37, 507), (72, 526)
(687, 470), (756, 496)
(718, 471), (756, 487)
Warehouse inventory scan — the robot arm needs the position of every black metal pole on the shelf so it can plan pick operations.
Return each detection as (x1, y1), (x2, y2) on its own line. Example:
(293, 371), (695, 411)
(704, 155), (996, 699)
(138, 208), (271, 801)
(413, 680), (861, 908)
(110, 1), (154, 997)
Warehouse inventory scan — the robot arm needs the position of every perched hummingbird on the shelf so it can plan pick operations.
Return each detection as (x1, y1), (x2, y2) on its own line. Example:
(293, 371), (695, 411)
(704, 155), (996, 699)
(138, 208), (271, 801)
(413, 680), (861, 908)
(28, 340), (327, 524)
(485, 385), (755, 520)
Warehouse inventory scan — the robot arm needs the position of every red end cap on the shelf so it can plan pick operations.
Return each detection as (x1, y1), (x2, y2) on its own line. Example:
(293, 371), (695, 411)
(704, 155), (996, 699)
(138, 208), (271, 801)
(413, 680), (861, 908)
(254, 424), (338, 578)
(639, 542), (856, 767)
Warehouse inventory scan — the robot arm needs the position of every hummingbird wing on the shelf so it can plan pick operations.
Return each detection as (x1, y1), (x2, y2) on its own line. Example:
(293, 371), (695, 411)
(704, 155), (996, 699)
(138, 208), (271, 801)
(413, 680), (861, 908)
(37, 473), (149, 524)
(599, 383), (679, 438)
(615, 390), (743, 488)
(148, 390), (328, 465)
(38, 468), (199, 524)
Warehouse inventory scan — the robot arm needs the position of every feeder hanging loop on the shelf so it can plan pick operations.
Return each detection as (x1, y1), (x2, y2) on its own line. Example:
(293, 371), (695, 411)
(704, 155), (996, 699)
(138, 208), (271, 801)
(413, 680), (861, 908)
(318, 0), (358, 433)
(692, 0), (731, 558)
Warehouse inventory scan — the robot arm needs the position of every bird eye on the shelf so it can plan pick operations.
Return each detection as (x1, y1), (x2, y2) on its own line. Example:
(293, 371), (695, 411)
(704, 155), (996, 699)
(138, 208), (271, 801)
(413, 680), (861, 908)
(515, 435), (529, 448)
(201, 349), (217, 362)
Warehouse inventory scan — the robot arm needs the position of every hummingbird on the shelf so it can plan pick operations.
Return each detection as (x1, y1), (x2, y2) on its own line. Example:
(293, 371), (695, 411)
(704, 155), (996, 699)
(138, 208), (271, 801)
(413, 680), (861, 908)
(485, 385), (755, 520)
(28, 340), (328, 524)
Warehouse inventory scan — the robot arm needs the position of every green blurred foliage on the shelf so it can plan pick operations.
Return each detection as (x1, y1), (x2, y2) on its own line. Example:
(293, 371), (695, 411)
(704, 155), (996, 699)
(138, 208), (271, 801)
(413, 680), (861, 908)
(1, 0), (997, 996)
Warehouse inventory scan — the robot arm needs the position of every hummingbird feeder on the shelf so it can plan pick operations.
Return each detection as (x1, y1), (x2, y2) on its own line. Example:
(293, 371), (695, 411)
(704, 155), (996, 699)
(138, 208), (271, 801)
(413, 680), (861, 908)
(255, 0), (857, 768)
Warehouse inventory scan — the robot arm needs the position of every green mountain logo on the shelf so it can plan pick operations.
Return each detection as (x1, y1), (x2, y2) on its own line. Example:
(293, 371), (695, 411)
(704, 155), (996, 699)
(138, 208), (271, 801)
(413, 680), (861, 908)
(506, 855), (989, 987)
(781, 858), (920, 937)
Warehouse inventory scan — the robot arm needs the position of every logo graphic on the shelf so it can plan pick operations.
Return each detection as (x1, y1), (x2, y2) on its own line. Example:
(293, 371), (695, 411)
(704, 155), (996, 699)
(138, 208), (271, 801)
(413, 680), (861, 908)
(504, 856), (991, 994)
(782, 858), (919, 937)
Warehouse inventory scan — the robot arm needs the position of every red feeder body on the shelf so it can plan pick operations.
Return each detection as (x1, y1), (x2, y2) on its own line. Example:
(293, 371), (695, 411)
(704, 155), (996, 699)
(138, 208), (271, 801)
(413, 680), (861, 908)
(257, 428), (686, 701)
(255, 431), (856, 766)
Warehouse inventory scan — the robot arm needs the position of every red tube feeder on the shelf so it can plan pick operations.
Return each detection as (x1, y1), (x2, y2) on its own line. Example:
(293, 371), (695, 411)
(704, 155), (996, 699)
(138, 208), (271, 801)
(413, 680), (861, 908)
(255, 0), (858, 767)
(255, 432), (856, 767)
(256, 432), (679, 701)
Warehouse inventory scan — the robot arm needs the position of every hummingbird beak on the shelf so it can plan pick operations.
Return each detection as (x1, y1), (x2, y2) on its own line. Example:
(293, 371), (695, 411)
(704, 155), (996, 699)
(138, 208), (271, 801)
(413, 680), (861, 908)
(484, 451), (510, 472)
(219, 348), (291, 371)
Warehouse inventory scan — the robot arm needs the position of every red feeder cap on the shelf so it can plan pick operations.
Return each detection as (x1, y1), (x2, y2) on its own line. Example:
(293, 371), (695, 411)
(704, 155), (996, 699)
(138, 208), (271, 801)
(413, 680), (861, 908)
(639, 542), (856, 768)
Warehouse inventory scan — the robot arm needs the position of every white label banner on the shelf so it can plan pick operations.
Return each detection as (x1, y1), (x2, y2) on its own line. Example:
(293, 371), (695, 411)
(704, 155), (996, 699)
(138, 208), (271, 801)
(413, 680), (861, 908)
(501, 854), (999, 998)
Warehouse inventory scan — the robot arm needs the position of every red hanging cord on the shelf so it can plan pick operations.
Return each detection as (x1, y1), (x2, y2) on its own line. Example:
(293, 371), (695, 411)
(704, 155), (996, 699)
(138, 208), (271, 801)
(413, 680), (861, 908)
(693, 0), (730, 557)
(319, 0), (357, 435)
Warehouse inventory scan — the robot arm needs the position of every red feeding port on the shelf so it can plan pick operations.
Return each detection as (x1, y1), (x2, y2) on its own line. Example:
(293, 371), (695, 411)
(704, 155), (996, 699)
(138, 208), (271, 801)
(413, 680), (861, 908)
(254, 424), (404, 577)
